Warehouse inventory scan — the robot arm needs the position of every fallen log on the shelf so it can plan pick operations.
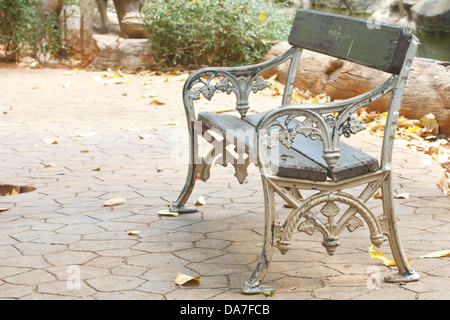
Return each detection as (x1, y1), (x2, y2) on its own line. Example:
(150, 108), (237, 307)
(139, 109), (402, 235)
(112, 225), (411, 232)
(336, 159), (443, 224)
(261, 42), (450, 136)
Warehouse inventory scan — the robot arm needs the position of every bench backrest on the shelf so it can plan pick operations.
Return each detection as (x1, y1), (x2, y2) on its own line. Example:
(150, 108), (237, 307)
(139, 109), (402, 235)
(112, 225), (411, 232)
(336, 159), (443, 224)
(288, 9), (413, 74)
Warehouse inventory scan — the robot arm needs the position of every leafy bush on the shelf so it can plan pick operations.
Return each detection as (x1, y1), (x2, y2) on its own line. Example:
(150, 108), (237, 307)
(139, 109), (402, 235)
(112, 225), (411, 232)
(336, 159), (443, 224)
(0, 0), (60, 62)
(141, 0), (293, 68)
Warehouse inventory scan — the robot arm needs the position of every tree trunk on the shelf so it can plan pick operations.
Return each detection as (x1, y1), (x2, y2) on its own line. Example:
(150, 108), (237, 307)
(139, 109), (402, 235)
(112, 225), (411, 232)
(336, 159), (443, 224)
(79, 0), (99, 68)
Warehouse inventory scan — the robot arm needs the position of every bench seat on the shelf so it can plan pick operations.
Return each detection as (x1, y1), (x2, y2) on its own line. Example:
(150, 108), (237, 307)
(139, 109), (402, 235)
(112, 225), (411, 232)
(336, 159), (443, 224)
(198, 111), (379, 182)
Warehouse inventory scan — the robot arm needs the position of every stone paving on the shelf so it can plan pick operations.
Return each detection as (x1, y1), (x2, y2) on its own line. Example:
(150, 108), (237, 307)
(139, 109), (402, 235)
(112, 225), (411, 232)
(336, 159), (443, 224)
(0, 67), (449, 300)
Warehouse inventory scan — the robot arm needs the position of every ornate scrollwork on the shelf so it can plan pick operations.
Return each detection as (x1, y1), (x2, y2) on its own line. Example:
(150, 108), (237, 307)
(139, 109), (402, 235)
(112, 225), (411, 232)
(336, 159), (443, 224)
(187, 76), (233, 101)
(339, 115), (366, 138)
(274, 115), (323, 149)
(278, 122), (297, 149)
(186, 73), (269, 118)
(249, 76), (271, 93)
(276, 191), (384, 255)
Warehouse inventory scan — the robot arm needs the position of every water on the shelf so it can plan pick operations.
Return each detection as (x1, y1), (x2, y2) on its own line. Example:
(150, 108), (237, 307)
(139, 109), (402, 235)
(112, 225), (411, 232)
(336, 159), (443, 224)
(414, 30), (450, 62)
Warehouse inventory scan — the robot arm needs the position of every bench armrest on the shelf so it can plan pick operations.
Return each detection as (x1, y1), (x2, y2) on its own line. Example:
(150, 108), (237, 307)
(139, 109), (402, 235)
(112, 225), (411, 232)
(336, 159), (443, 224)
(254, 73), (401, 170)
(182, 47), (299, 121)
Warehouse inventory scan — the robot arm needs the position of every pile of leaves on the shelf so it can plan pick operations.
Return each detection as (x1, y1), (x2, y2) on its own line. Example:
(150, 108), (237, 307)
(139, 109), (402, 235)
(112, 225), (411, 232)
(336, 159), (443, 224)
(357, 109), (450, 195)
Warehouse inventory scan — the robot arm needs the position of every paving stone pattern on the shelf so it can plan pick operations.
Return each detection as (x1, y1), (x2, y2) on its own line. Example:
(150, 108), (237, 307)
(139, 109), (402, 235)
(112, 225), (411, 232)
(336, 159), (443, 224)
(0, 68), (449, 300)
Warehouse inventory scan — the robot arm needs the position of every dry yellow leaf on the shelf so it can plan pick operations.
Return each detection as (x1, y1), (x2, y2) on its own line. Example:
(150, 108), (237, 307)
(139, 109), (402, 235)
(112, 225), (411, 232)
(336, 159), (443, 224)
(94, 69), (131, 85)
(161, 120), (181, 126)
(63, 80), (71, 88)
(70, 131), (97, 138)
(373, 192), (382, 199)
(369, 246), (396, 266)
(44, 138), (58, 144)
(169, 74), (189, 82)
(10, 189), (18, 195)
(419, 250), (450, 258)
(142, 92), (158, 98)
(369, 246), (413, 266)
(174, 272), (200, 286)
(195, 196), (206, 206)
(103, 198), (126, 206)
(149, 99), (165, 105)
(126, 230), (142, 236)
(0, 208), (10, 212)
(138, 134), (153, 139)
(157, 209), (179, 217)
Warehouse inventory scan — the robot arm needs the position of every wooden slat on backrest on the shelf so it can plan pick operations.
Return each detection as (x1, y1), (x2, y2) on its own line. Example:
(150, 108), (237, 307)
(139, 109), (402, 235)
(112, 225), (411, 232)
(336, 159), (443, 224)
(288, 9), (413, 74)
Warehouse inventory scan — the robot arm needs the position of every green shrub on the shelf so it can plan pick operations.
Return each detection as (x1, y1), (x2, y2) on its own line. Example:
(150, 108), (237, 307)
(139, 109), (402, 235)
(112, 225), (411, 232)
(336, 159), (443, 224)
(141, 0), (293, 68)
(0, 0), (60, 63)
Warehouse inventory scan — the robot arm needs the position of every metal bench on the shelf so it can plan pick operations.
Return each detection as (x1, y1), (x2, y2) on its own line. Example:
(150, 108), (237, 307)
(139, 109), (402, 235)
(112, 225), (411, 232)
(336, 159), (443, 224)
(169, 9), (420, 293)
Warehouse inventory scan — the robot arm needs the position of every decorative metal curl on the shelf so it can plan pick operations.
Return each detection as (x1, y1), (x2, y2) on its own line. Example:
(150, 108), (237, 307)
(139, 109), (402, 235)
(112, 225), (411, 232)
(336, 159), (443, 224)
(276, 191), (384, 255)
(186, 73), (270, 118)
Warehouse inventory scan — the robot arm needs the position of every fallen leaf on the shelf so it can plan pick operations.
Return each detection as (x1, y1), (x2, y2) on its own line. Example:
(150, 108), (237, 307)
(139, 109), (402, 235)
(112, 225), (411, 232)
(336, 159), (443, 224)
(126, 230), (142, 236)
(44, 138), (58, 144)
(94, 69), (132, 85)
(160, 120), (181, 126)
(419, 250), (450, 259)
(142, 92), (158, 98)
(373, 192), (382, 199)
(43, 163), (55, 168)
(420, 113), (439, 135)
(157, 209), (179, 217)
(138, 134), (153, 139)
(10, 189), (18, 195)
(369, 246), (396, 266)
(168, 74), (189, 82)
(80, 150), (90, 153)
(0, 208), (10, 212)
(149, 99), (165, 105)
(195, 196), (206, 206)
(70, 131), (97, 138)
(394, 193), (409, 199)
(174, 272), (200, 286)
(369, 246), (413, 266)
(263, 290), (274, 296)
(103, 198), (126, 206)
